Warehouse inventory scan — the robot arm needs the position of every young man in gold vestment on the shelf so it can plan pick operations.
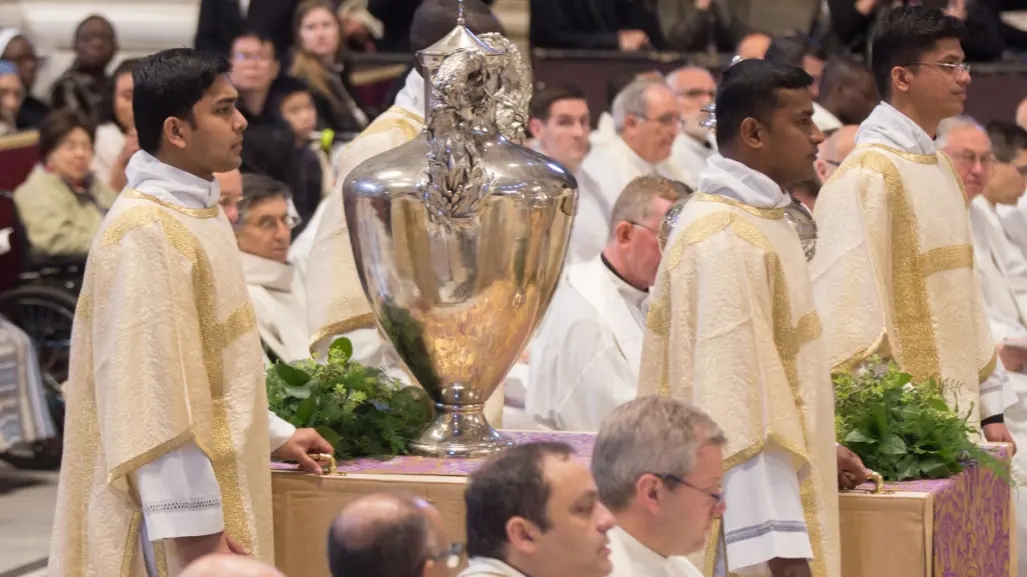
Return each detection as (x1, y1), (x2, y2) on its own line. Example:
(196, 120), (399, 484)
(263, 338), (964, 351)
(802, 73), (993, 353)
(811, 6), (1017, 445)
(48, 49), (331, 577)
(638, 59), (848, 577)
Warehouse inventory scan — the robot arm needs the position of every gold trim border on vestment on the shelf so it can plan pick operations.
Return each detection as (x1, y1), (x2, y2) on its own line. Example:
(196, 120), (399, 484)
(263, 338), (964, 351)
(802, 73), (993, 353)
(308, 313), (377, 356)
(123, 189), (221, 219)
(694, 192), (786, 220)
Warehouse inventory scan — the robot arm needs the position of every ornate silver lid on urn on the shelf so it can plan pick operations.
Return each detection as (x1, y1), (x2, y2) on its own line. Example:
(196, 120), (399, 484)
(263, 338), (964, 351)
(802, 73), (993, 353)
(341, 2), (577, 458)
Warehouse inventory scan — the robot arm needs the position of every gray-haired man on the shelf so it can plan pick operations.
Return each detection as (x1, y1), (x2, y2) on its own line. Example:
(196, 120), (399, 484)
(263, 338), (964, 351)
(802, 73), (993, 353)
(592, 396), (727, 577)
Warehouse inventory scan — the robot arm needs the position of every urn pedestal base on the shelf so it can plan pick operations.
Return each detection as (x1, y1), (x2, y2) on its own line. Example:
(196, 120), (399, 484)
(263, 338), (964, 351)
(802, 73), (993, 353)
(408, 403), (515, 458)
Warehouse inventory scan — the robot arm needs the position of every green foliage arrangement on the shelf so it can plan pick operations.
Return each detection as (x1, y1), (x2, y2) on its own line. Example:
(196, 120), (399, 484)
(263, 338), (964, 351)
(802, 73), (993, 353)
(266, 337), (433, 460)
(834, 358), (1009, 482)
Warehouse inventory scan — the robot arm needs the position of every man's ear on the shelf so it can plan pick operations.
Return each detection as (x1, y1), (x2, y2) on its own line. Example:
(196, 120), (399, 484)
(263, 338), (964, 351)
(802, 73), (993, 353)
(163, 116), (188, 150)
(506, 516), (538, 555)
(814, 159), (828, 183)
(420, 559), (436, 577)
(739, 117), (763, 149)
(528, 117), (544, 140)
(890, 65), (912, 96)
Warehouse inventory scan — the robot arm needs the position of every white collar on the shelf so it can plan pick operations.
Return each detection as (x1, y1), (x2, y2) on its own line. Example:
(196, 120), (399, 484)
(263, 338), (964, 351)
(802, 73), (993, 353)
(609, 526), (673, 575)
(393, 69), (426, 120)
(240, 251), (294, 293)
(697, 155), (790, 209)
(459, 557), (528, 577)
(124, 150), (220, 208)
(856, 102), (937, 156)
(612, 136), (664, 171)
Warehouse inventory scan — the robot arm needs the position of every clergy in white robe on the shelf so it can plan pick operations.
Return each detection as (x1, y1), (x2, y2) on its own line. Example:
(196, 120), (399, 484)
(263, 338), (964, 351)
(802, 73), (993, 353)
(526, 175), (681, 431)
(580, 79), (697, 219)
(638, 59), (841, 577)
(666, 66), (717, 180)
(812, 104), (1015, 435)
(592, 397), (723, 577)
(526, 85), (604, 265)
(235, 173), (311, 363)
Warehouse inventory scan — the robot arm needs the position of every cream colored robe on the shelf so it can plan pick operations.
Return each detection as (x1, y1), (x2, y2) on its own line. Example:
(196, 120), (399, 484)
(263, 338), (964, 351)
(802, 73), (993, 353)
(49, 189), (273, 576)
(241, 251), (311, 363)
(811, 102), (1011, 423)
(639, 157), (840, 577)
(580, 137), (697, 213)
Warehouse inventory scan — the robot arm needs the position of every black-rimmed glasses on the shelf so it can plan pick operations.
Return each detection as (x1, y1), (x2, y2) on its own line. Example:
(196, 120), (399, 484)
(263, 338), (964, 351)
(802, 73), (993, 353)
(650, 472), (724, 505)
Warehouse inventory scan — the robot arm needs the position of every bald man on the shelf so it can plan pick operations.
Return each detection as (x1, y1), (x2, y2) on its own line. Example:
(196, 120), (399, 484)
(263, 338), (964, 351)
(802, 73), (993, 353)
(815, 125), (858, 184)
(215, 169), (243, 224)
(666, 66), (717, 179)
(735, 32), (770, 60)
(180, 555), (284, 577)
(328, 492), (457, 577)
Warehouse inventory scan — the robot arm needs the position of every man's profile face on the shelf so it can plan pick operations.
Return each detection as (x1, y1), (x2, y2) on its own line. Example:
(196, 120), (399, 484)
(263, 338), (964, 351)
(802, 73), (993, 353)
(765, 87), (823, 185)
(216, 170), (243, 223)
(235, 196), (293, 263)
(622, 196), (675, 288)
(0, 73), (23, 126)
(625, 85), (679, 164)
(663, 442), (725, 555)
(904, 38), (969, 121)
(942, 125), (993, 200)
(182, 75), (247, 175)
(230, 36), (278, 93)
(533, 98), (590, 170)
(531, 455), (614, 577)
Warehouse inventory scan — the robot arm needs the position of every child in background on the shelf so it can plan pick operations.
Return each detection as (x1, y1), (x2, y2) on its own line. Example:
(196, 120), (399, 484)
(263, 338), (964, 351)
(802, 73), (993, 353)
(275, 79), (332, 233)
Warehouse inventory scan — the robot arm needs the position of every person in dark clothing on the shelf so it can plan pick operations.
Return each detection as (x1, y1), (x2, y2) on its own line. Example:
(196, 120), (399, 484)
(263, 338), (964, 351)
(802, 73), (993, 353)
(530, 0), (665, 51)
(828, 0), (1003, 61)
(194, 0), (301, 60)
(368, 0), (496, 53)
(50, 15), (117, 125)
(230, 31), (284, 126)
(0, 29), (48, 130)
(271, 79), (331, 234)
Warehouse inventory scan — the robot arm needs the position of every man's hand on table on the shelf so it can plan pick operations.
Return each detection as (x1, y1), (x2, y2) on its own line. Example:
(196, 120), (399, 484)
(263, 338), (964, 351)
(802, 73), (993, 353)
(983, 422), (1017, 455)
(271, 428), (334, 475)
(836, 444), (871, 490)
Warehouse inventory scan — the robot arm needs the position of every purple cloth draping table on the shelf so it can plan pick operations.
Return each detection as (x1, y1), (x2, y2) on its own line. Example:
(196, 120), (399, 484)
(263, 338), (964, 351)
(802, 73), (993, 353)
(849, 445), (1011, 577)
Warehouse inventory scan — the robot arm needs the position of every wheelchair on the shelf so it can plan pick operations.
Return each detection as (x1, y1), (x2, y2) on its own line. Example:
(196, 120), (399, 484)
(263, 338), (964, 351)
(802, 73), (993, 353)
(0, 190), (81, 469)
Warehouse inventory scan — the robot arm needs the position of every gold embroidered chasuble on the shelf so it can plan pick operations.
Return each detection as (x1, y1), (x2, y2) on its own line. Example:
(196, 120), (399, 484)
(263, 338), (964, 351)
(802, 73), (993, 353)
(639, 194), (841, 577)
(49, 191), (273, 577)
(811, 145), (998, 424)
(306, 104), (423, 353)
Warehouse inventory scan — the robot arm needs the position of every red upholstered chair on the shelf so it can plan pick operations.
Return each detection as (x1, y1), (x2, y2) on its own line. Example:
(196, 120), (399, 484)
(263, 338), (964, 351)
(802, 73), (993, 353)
(0, 130), (41, 193)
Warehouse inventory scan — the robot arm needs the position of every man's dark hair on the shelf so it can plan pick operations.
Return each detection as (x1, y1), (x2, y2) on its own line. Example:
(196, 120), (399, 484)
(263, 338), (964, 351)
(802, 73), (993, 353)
(410, 0), (504, 55)
(987, 120), (1027, 164)
(465, 442), (575, 560)
(111, 58), (140, 81)
(714, 59), (813, 150)
(133, 48), (231, 155)
(39, 108), (96, 160)
(529, 85), (587, 122)
(870, 6), (966, 100)
(764, 34), (826, 68)
(819, 57), (870, 99)
(74, 14), (114, 43)
(606, 69), (643, 111)
(232, 30), (277, 58)
(327, 493), (435, 577)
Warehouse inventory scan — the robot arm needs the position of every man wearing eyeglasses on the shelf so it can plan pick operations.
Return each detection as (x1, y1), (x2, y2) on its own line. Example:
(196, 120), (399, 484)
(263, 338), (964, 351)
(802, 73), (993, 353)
(526, 176), (684, 432)
(592, 396), (726, 577)
(813, 6), (1017, 450)
(666, 66), (718, 180)
(328, 492), (462, 577)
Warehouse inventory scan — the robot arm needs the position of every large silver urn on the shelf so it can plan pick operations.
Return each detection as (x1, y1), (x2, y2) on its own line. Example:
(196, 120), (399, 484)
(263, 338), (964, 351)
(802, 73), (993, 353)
(341, 16), (577, 457)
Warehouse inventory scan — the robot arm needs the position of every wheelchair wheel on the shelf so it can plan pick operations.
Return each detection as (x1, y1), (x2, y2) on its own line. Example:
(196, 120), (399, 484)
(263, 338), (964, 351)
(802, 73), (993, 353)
(0, 283), (78, 383)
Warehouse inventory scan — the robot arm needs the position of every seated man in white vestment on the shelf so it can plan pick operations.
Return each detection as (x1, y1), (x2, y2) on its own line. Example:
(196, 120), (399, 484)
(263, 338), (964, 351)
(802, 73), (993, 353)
(941, 116), (1027, 577)
(590, 70), (665, 149)
(813, 125), (857, 185)
(593, 397), (725, 577)
(638, 59), (845, 577)
(666, 66), (717, 181)
(214, 169), (242, 224)
(458, 442), (615, 577)
(527, 85), (604, 265)
(984, 121), (1027, 253)
(526, 175), (683, 431)
(580, 78), (696, 213)
(235, 173), (310, 363)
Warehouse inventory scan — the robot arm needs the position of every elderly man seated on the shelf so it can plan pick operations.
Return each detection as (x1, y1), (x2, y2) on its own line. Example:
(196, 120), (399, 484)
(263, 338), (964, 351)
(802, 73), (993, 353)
(235, 173), (310, 362)
(527, 175), (684, 431)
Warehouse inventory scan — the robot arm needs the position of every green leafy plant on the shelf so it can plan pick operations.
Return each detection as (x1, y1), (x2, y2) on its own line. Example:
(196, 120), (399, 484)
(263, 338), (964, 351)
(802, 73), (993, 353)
(266, 337), (433, 460)
(834, 358), (1010, 482)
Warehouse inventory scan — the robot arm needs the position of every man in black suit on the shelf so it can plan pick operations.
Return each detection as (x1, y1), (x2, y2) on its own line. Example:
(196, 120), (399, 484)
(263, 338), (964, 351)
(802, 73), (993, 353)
(194, 0), (301, 59)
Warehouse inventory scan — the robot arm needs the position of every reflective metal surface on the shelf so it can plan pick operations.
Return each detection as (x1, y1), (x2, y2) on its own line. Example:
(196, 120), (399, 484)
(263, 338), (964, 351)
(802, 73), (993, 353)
(658, 194), (691, 253)
(343, 15), (577, 458)
(784, 195), (817, 260)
